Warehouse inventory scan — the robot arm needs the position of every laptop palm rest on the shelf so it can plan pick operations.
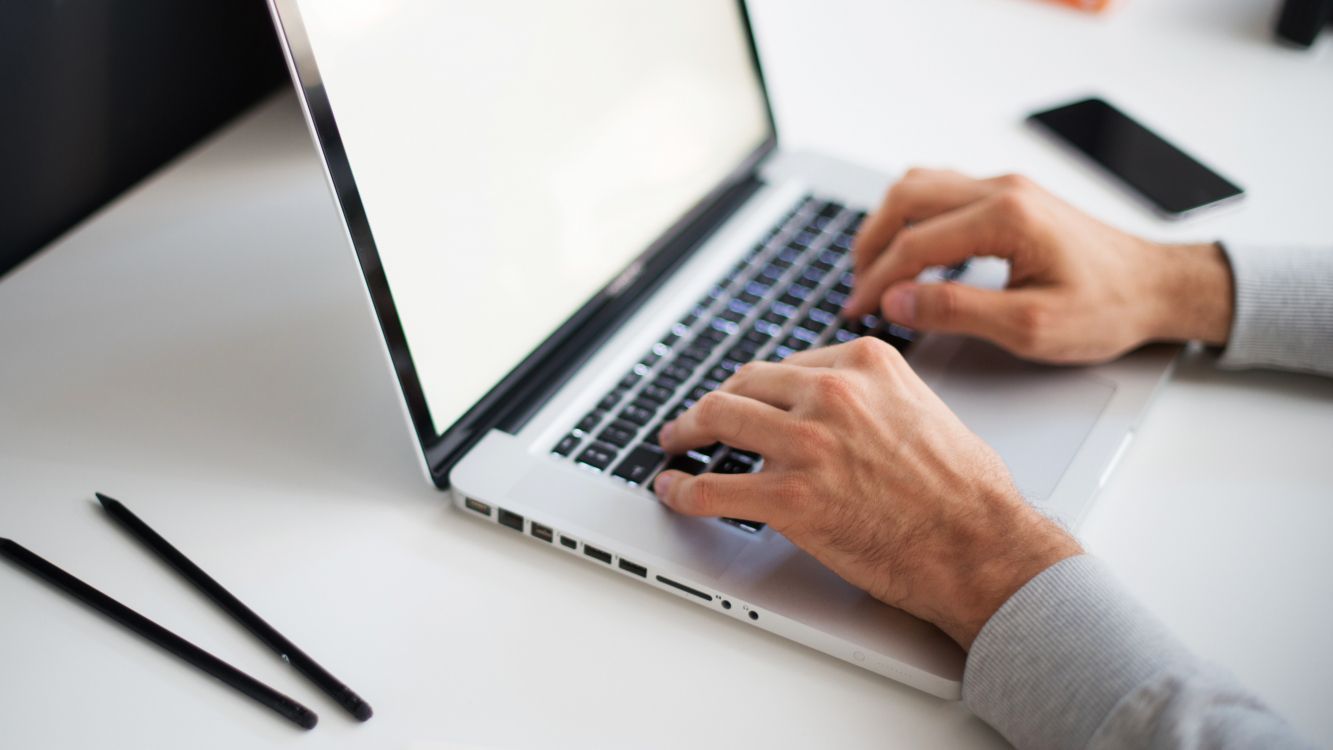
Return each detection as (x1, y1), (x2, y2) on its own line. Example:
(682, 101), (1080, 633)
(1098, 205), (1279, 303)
(924, 340), (1117, 503)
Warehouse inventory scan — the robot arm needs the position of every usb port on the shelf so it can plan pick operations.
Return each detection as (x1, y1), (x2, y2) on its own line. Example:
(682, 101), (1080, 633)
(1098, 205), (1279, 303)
(464, 497), (492, 516)
(530, 523), (553, 543)
(583, 545), (612, 564)
(617, 559), (647, 578)
(559, 536), (577, 550)
(497, 509), (524, 532)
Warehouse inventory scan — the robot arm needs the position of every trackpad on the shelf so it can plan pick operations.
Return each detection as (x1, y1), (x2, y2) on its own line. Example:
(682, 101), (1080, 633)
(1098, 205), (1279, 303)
(932, 342), (1115, 502)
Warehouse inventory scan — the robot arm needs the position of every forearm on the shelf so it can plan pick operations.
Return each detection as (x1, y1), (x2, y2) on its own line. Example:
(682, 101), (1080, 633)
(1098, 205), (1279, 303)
(1144, 241), (1333, 377)
(962, 556), (1315, 750)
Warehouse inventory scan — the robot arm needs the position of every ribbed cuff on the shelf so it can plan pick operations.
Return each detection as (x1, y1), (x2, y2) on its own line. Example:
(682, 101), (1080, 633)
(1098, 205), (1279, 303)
(1217, 243), (1333, 376)
(961, 556), (1187, 750)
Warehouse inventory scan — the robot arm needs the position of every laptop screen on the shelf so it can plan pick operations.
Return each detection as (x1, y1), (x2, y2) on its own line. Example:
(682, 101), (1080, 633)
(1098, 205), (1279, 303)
(289, 1), (772, 435)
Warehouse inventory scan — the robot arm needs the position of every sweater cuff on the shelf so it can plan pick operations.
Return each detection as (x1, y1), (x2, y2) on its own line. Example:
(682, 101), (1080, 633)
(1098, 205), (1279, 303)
(961, 555), (1187, 750)
(1217, 243), (1333, 376)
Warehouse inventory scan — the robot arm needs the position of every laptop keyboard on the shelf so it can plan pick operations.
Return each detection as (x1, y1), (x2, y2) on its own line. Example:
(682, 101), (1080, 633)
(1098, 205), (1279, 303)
(549, 194), (957, 532)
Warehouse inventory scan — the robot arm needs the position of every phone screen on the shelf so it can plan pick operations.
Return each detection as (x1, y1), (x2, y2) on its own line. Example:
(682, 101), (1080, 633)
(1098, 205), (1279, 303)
(1028, 97), (1243, 218)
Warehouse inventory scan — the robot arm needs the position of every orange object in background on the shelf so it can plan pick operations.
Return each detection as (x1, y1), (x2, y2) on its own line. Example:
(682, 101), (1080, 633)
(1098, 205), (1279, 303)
(1054, 0), (1112, 12)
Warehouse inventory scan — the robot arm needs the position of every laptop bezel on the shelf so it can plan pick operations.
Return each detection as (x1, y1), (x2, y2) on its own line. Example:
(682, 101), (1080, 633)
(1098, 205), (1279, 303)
(266, 0), (779, 486)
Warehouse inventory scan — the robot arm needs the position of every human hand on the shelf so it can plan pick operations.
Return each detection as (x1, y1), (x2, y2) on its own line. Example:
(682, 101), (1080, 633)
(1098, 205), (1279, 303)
(651, 338), (1082, 649)
(843, 169), (1234, 364)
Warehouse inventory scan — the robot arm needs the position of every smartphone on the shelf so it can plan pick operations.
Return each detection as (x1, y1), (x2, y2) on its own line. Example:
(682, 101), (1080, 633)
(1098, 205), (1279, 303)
(1028, 97), (1244, 219)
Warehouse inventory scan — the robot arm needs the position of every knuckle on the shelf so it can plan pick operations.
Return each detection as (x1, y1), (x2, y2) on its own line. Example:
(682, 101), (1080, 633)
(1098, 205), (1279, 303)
(997, 173), (1034, 192)
(994, 189), (1036, 232)
(683, 475), (723, 515)
(811, 371), (855, 406)
(693, 391), (726, 426)
(844, 335), (891, 365)
(1011, 300), (1052, 351)
(731, 361), (763, 388)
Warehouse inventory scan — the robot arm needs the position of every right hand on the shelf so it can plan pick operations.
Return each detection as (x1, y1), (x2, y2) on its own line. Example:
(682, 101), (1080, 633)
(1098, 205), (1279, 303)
(842, 169), (1235, 364)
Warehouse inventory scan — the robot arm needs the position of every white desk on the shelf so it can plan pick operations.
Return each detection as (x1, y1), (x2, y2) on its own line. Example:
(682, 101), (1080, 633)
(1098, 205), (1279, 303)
(2, 1), (1331, 747)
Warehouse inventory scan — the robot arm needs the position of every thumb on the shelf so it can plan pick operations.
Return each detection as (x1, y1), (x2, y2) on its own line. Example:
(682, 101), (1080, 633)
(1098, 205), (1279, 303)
(883, 281), (1034, 351)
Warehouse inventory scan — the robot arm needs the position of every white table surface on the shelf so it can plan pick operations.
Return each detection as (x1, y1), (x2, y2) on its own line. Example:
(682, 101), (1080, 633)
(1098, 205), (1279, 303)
(2, 1), (1331, 747)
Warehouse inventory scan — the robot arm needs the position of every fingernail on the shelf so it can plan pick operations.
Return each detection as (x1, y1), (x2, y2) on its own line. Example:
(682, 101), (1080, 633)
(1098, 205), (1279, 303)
(885, 285), (916, 326)
(659, 421), (675, 445)
(653, 472), (675, 500)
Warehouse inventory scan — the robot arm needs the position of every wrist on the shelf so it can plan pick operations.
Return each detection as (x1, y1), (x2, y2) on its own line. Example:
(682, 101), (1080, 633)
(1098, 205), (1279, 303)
(935, 490), (1083, 650)
(1142, 242), (1235, 346)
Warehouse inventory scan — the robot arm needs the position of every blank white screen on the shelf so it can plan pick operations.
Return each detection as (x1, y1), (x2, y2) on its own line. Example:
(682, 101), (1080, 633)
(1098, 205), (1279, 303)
(294, 1), (771, 432)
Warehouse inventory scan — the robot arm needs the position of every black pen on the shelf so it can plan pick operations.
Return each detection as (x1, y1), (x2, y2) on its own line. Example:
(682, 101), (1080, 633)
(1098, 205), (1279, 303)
(0, 537), (318, 730)
(95, 493), (373, 721)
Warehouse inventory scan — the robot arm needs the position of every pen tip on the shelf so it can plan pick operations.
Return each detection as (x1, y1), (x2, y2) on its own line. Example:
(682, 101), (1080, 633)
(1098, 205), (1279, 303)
(94, 492), (116, 508)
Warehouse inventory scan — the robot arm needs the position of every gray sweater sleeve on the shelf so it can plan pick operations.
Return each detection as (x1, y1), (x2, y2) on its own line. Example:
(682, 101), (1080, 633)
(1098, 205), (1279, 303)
(1217, 244), (1333, 377)
(962, 556), (1316, 750)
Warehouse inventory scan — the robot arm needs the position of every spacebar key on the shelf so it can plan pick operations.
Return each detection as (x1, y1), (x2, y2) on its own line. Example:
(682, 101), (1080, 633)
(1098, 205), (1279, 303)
(612, 446), (665, 485)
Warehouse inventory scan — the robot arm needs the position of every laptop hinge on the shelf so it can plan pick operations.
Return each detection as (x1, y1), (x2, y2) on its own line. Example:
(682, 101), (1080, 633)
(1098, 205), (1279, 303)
(424, 171), (767, 486)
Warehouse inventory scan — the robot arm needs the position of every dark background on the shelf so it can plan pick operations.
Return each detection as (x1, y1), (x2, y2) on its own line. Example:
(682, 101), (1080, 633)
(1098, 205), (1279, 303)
(0, 0), (287, 278)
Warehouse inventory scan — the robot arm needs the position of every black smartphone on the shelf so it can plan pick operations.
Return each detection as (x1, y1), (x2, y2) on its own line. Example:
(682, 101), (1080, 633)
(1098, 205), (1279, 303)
(1028, 97), (1244, 219)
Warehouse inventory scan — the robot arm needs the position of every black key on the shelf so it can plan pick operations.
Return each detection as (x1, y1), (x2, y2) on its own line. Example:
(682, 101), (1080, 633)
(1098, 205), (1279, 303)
(791, 326), (820, 344)
(777, 292), (804, 309)
(612, 445), (665, 485)
(642, 423), (663, 446)
(577, 443), (617, 471)
(685, 385), (711, 405)
(714, 455), (755, 475)
(666, 402), (689, 420)
(640, 383), (673, 405)
(707, 366), (730, 383)
(618, 372), (642, 390)
(744, 280), (771, 297)
(777, 245), (802, 263)
(598, 421), (637, 449)
(731, 450), (761, 464)
(817, 248), (842, 267)
(720, 307), (746, 325)
(789, 231), (818, 249)
(680, 308), (702, 329)
(768, 346), (794, 361)
(697, 325), (728, 344)
(783, 335), (812, 352)
(737, 289), (763, 306)
(815, 297), (842, 316)
(817, 201), (842, 219)
(639, 351), (662, 369)
(576, 410), (603, 434)
(754, 320), (784, 337)
(553, 433), (580, 457)
(598, 390), (625, 412)
(665, 453), (709, 476)
(675, 347), (709, 367)
(833, 327), (858, 344)
(660, 331), (681, 349)
(663, 363), (694, 382)
(620, 402), (656, 426)
(760, 310), (788, 327)
(807, 308), (837, 327)
(759, 262), (785, 281)
(718, 359), (742, 374)
(726, 345), (757, 364)
(801, 265), (829, 285)
(743, 328), (773, 346)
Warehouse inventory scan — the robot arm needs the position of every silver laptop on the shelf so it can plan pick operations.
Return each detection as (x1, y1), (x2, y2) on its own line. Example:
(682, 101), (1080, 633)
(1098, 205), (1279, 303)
(267, 0), (1175, 699)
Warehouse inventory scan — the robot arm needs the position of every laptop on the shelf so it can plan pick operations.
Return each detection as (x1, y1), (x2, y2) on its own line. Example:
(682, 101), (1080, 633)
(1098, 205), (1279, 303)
(266, 0), (1176, 699)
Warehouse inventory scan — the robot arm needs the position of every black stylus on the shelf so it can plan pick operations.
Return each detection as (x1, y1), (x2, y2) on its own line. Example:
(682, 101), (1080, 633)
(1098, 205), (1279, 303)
(95, 493), (373, 722)
(0, 537), (318, 730)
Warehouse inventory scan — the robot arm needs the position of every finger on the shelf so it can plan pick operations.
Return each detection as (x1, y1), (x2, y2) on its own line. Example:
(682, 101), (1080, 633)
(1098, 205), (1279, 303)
(844, 192), (1029, 317)
(852, 169), (992, 279)
(717, 361), (812, 409)
(774, 344), (842, 369)
(653, 470), (778, 524)
(882, 281), (1045, 354)
(659, 391), (795, 458)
